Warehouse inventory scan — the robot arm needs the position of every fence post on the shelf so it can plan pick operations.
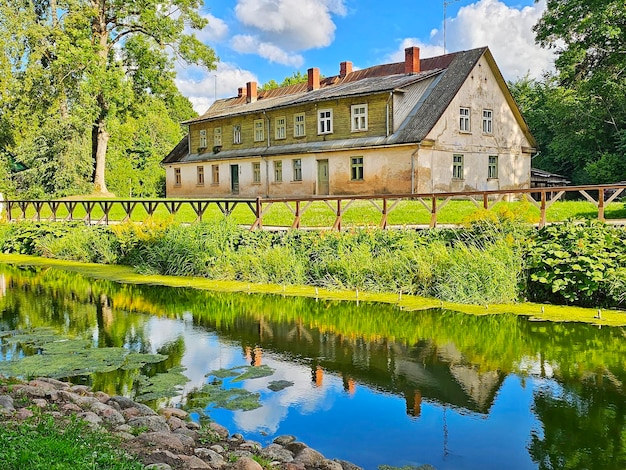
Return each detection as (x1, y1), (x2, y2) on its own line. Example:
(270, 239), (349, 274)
(430, 196), (437, 228)
(598, 188), (605, 222)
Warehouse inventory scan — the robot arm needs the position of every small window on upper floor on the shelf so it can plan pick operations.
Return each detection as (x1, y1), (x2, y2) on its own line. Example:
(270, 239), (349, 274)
(351, 104), (368, 132)
(199, 129), (207, 149)
(318, 109), (333, 135)
(275, 117), (286, 140)
(482, 109), (493, 134)
(233, 125), (242, 144)
(294, 113), (306, 137)
(174, 168), (181, 186)
(214, 127), (222, 146)
(254, 119), (264, 142)
(459, 107), (470, 133)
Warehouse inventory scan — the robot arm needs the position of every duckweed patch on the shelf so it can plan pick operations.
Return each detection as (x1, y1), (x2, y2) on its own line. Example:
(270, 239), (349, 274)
(0, 328), (168, 380)
(268, 380), (294, 392)
(186, 382), (262, 412)
(208, 365), (275, 382)
(134, 366), (190, 402)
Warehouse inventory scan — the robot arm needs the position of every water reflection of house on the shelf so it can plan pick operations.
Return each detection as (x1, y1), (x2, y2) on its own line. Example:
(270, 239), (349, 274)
(212, 318), (505, 416)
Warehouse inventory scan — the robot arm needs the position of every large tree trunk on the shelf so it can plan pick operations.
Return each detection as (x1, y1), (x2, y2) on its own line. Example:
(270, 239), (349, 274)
(92, 115), (109, 193)
(91, 0), (111, 194)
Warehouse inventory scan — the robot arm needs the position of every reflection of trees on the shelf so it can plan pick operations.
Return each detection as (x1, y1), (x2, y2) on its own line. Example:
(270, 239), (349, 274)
(529, 382), (626, 469)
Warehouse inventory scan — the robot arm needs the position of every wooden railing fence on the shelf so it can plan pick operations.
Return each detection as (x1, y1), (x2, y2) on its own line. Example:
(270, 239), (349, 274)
(4, 184), (626, 230)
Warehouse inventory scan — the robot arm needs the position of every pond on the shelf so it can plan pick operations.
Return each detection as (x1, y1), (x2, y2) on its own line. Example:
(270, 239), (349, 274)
(1, 263), (626, 469)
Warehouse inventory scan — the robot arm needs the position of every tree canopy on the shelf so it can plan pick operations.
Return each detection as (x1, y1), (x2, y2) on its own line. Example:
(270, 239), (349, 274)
(514, 0), (626, 184)
(0, 0), (217, 197)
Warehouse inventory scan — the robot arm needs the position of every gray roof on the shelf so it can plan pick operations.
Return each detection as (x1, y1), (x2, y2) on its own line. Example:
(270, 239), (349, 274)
(163, 46), (534, 165)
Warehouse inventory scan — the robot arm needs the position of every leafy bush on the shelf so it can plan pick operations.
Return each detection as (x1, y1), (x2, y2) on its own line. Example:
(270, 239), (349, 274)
(37, 226), (120, 264)
(526, 221), (626, 306)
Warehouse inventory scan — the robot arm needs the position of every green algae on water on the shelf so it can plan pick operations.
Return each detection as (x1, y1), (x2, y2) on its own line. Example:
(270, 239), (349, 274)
(134, 366), (190, 402)
(207, 364), (274, 382)
(268, 380), (294, 391)
(186, 382), (262, 412)
(0, 328), (169, 380)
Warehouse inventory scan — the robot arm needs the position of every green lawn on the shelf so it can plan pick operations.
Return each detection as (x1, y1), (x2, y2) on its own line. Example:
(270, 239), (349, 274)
(6, 197), (626, 227)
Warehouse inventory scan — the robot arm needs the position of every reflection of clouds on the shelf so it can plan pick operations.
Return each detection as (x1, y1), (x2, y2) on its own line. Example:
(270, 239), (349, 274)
(143, 316), (238, 403)
(516, 356), (555, 378)
(232, 355), (342, 433)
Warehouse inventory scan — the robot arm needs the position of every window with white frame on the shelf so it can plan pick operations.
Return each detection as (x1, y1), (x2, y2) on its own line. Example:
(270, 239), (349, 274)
(233, 125), (241, 144)
(275, 117), (286, 140)
(212, 164), (219, 184)
(293, 159), (302, 181)
(318, 109), (333, 134)
(252, 162), (261, 183)
(274, 160), (283, 182)
(453, 154), (464, 179)
(488, 155), (498, 179)
(459, 107), (470, 132)
(294, 113), (306, 137)
(351, 157), (364, 181)
(213, 127), (222, 146)
(351, 104), (368, 131)
(199, 129), (207, 149)
(254, 119), (264, 142)
(482, 109), (493, 134)
(197, 166), (204, 185)
(174, 168), (181, 185)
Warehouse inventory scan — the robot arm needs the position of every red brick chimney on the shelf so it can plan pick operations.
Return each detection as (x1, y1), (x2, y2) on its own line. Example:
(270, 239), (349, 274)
(404, 46), (420, 74)
(246, 81), (257, 103)
(238, 87), (245, 98)
(340, 61), (353, 78)
(308, 67), (320, 91)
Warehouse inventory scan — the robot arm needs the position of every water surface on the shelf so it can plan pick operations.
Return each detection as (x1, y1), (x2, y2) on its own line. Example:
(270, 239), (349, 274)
(1, 264), (625, 469)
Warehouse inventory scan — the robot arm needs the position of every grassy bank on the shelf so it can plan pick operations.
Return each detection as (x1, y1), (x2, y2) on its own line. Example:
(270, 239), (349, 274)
(1, 214), (625, 310)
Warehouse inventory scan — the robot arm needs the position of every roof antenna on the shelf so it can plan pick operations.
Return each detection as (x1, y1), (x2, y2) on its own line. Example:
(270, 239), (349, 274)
(443, 0), (463, 54)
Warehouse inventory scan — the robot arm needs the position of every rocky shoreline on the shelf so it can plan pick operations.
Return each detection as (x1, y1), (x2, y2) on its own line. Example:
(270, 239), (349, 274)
(0, 377), (363, 470)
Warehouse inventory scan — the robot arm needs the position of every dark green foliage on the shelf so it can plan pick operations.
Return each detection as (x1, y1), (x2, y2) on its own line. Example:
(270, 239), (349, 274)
(0, 415), (144, 470)
(526, 221), (626, 307)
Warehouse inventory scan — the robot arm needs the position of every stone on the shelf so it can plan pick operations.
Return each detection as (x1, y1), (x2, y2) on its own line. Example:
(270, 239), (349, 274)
(136, 432), (186, 452)
(16, 408), (34, 420)
(108, 396), (137, 409)
(167, 416), (185, 431)
(94, 391), (111, 403)
(13, 385), (48, 398)
(74, 396), (101, 409)
(175, 433), (196, 448)
(122, 407), (141, 420)
(336, 460), (364, 470)
(195, 448), (226, 468)
(69, 385), (91, 395)
(33, 377), (70, 389)
(210, 444), (226, 454)
(186, 421), (201, 430)
(115, 431), (136, 441)
(145, 450), (181, 467)
(318, 459), (343, 470)
(91, 402), (125, 425)
(239, 440), (262, 452)
(259, 444), (294, 463)
(128, 415), (170, 434)
(61, 403), (82, 413)
(293, 447), (325, 466)
(285, 442), (308, 455)
(281, 464), (306, 470)
(208, 422), (229, 439)
(174, 427), (199, 443)
(229, 450), (254, 460)
(179, 455), (211, 469)
(230, 457), (263, 470)
(32, 398), (48, 408)
(28, 380), (58, 391)
(145, 464), (172, 470)
(273, 435), (296, 446)
(57, 390), (82, 404)
(78, 411), (102, 426)
(115, 424), (133, 433)
(160, 407), (188, 419)
(0, 395), (15, 412)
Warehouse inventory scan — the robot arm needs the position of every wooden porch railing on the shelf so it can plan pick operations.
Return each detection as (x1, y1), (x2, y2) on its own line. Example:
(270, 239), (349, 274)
(4, 184), (626, 230)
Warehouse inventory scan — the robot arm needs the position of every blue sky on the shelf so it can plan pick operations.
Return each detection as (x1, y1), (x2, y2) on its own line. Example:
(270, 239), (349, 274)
(176, 0), (555, 113)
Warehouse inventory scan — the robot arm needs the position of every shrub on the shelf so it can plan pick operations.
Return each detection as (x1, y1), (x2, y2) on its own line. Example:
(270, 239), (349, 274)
(37, 226), (120, 264)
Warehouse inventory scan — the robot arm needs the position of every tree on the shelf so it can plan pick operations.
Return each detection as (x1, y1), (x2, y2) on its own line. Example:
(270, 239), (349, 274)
(260, 71), (310, 91)
(0, 0), (217, 195)
(530, 0), (626, 184)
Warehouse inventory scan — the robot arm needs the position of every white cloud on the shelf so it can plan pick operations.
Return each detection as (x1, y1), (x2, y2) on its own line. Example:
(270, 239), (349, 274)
(231, 34), (304, 67)
(234, 0), (346, 50)
(194, 13), (229, 43)
(175, 62), (258, 114)
(389, 0), (554, 80)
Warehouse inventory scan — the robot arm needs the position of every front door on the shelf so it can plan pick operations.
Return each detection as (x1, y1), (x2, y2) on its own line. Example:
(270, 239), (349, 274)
(230, 164), (239, 195)
(317, 159), (329, 195)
